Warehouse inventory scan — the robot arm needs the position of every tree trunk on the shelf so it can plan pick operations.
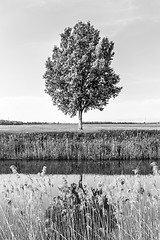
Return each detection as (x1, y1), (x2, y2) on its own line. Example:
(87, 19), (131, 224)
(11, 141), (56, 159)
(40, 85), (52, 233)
(78, 110), (83, 130)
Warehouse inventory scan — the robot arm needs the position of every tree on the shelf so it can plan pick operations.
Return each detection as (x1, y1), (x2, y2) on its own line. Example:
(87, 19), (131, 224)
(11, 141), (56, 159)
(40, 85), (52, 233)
(43, 21), (122, 130)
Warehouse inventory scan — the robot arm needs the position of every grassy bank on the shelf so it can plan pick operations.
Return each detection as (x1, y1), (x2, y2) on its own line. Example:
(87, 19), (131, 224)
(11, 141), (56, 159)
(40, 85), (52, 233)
(0, 130), (160, 161)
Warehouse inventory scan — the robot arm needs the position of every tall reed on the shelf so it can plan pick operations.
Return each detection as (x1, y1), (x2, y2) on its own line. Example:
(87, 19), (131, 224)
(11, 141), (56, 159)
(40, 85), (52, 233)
(0, 130), (160, 161)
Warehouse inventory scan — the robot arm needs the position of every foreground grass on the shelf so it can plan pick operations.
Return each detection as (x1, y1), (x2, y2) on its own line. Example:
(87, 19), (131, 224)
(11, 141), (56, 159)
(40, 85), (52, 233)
(0, 164), (160, 239)
(0, 129), (160, 161)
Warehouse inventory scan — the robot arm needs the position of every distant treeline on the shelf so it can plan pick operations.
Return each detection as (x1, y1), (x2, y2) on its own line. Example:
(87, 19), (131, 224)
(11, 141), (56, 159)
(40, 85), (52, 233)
(83, 121), (160, 124)
(0, 119), (160, 125)
(0, 120), (49, 125)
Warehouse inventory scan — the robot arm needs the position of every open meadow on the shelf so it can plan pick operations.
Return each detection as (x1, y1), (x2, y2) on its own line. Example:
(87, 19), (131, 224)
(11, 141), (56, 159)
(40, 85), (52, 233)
(1, 123), (160, 133)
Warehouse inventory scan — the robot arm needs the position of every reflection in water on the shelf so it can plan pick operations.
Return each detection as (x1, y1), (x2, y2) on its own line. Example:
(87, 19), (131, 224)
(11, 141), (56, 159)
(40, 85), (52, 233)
(0, 159), (153, 175)
(0, 173), (127, 201)
(0, 173), (158, 201)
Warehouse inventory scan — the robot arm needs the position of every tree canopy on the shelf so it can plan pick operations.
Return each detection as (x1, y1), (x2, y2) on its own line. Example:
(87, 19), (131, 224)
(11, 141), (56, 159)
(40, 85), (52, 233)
(43, 21), (122, 129)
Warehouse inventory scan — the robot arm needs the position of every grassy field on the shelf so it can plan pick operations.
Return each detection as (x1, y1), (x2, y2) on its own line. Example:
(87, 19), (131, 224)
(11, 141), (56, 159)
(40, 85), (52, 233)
(1, 123), (160, 133)
(0, 164), (160, 239)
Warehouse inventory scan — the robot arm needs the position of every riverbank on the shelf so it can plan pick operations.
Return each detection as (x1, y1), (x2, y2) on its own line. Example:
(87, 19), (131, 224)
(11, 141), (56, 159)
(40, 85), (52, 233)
(0, 129), (160, 161)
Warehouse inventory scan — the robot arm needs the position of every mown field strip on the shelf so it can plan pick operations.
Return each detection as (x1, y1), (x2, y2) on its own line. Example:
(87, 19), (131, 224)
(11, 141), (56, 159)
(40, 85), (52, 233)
(1, 123), (160, 133)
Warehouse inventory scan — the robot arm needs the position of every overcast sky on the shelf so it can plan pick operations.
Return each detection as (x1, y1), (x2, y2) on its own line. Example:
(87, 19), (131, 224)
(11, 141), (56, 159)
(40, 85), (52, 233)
(0, 0), (160, 123)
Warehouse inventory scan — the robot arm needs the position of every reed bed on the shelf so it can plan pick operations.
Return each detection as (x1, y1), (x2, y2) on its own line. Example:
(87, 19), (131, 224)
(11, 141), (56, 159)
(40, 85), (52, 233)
(0, 164), (160, 239)
(0, 130), (160, 161)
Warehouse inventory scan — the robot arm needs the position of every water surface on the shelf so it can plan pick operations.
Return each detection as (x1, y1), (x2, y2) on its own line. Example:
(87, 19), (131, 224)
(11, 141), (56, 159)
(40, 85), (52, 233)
(0, 160), (152, 175)
(0, 159), (153, 175)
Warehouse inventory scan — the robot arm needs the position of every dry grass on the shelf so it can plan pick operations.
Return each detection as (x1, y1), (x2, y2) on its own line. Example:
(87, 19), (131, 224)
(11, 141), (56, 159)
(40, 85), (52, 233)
(0, 164), (160, 239)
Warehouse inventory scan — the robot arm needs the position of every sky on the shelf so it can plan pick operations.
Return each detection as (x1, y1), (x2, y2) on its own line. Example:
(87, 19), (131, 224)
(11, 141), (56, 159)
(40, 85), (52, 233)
(0, 0), (160, 123)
